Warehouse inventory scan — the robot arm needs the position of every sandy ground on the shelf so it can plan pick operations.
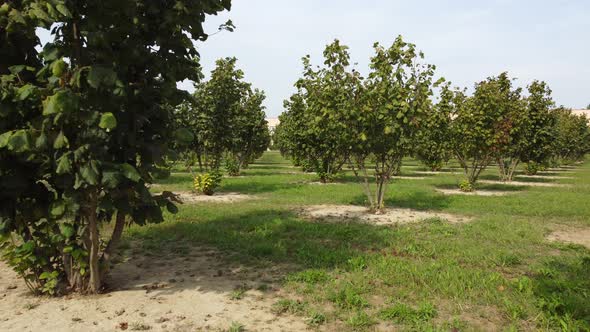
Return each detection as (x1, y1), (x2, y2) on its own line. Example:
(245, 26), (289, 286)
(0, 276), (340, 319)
(391, 176), (427, 180)
(515, 175), (573, 180)
(478, 180), (569, 188)
(547, 229), (590, 249)
(435, 188), (515, 196)
(307, 181), (342, 185)
(0, 247), (308, 332)
(301, 204), (470, 225)
(174, 192), (255, 204)
(412, 171), (459, 175)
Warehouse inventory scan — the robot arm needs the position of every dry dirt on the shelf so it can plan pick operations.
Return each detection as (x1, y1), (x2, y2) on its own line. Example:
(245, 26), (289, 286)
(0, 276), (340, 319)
(307, 181), (342, 185)
(547, 229), (590, 249)
(412, 171), (459, 175)
(301, 204), (470, 225)
(391, 176), (427, 180)
(435, 188), (515, 196)
(174, 191), (256, 204)
(0, 247), (307, 332)
(515, 175), (573, 180)
(478, 180), (570, 188)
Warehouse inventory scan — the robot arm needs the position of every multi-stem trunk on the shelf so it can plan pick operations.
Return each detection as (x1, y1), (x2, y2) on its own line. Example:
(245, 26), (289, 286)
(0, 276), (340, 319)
(497, 157), (519, 182)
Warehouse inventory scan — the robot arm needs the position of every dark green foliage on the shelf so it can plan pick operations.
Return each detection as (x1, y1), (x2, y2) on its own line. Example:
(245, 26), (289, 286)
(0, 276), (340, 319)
(0, 0), (230, 294)
(451, 73), (522, 185)
(173, 59), (270, 174)
(551, 107), (590, 164)
(350, 36), (436, 210)
(414, 84), (454, 171)
(279, 40), (358, 183)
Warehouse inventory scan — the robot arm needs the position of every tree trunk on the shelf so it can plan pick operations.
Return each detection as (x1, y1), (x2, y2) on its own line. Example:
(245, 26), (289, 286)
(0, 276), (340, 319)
(197, 151), (203, 172)
(99, 212), (126, 280)
(87, 191), (101, 294)
(376, 175), (388, 212)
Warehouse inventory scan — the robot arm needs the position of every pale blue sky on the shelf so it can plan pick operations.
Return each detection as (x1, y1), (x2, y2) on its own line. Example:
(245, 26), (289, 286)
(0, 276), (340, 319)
(38, 1), (590, 117)
(191, 0), (589, 116)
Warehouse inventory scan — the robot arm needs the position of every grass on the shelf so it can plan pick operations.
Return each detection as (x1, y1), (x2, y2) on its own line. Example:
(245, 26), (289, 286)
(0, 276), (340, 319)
(125, 151), (590, 330)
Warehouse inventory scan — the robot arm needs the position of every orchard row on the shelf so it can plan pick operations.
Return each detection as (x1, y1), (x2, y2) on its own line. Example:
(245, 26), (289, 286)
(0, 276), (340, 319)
(274, 36), (590, 210)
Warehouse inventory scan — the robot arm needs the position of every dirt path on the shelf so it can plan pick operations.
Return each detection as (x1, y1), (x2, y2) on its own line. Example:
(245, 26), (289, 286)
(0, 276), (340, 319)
(478, 180), (570, 188)
(547, 229), (590, 249)
(301, 204), (470, 225)
(0, 247), (307, 332)
(435, 188), (515, 196)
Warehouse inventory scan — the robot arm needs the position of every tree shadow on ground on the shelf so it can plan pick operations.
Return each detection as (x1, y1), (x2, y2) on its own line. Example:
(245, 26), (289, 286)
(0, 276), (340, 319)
(479, 174), (558, 183)
(435, 183), (527, 192)
(219, 181), (299, 195)
(530, 250), (590, 329)
(114, 209), (397, 295)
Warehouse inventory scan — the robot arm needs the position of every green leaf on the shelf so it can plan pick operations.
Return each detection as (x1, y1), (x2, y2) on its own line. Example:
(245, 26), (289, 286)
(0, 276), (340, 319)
(16, 84), (35, 101)
(59, 224), (74, 238)
(173, 128), (194, 145)
(7, 130), (30, 152)
(50, 201), (66, 218)
(0, 131), (12, 148)
(79, 163), (99, 185)
(43, 90), (77, 115)
(99, 112), (117, 130)
(55, 4), (71, 17)
(101, 171), (120, 188)
(56, 153), (72, 174)
(35, 132), (48, 148)
(53, 131), (69, 149)
(120, 163), (141, 182)
(87, 66), (117, 89)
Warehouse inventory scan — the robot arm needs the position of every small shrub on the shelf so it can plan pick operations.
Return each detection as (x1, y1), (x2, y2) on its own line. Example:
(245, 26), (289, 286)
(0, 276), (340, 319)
(458, 179), (474, 192)
(524, 162), (539, 175)
(193, 171), (222, 195)
(225, 156), (240, 176)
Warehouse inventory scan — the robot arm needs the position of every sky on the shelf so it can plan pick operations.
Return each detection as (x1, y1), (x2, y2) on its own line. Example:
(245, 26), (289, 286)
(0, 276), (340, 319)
(188, 0), (590, 117)
(38, 1), (590, 117)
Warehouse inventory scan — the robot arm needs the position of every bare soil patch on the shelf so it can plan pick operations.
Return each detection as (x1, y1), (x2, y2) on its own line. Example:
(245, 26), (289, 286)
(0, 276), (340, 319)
(0, 247), (307, 332)
(435, 188), (515, 196)
(540, 168), (578, 173)
(412, 170), (457, 175)
(516, 175), (573, 180)
(174, 191), (255, 204)
(479, 180), (570, 188)
(301, 204), (470, 225)
(547, 229), (590, 249)
(308, 181), (343, 185)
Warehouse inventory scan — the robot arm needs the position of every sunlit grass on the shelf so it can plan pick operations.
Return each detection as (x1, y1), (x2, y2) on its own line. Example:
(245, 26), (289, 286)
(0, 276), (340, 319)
(128, 151), (590, 330)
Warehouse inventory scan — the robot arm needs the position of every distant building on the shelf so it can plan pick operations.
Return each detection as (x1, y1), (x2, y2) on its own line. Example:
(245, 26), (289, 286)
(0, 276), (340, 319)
(572, 109), (590, 119)
(266, 118), (280, 150)
(266, 118), (280, 133)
